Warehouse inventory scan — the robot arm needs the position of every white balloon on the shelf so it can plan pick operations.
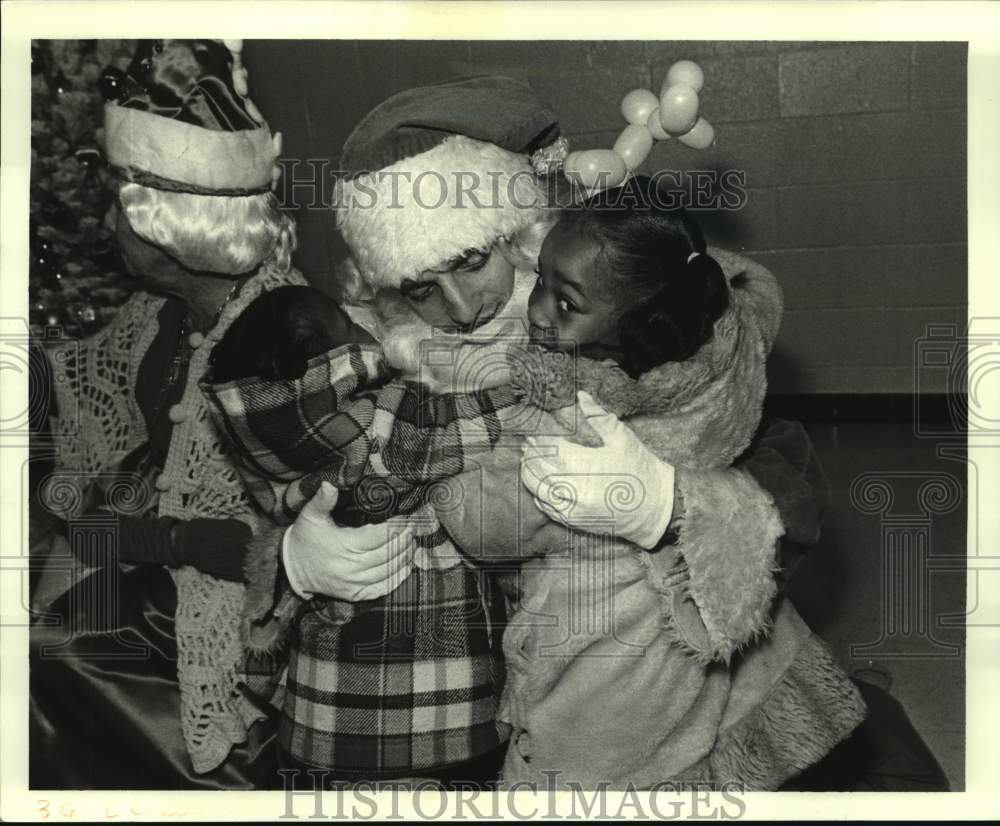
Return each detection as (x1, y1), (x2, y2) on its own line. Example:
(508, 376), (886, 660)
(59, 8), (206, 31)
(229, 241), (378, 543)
(659, 83), (700, 135)
(646, 107), (671, 140)
(563, 150), (582, 175)
(613, 124), (654, 171)
(620, 89), (659, 126)
(664, 60), (704, 94)
(678, 117), (715, 149)
(563, 149), (628, 190)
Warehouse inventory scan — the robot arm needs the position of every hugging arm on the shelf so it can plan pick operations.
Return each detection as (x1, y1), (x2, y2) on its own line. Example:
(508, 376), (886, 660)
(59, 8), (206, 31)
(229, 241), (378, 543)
(732, 416), (831, 591)
(521, 407), (829, 662)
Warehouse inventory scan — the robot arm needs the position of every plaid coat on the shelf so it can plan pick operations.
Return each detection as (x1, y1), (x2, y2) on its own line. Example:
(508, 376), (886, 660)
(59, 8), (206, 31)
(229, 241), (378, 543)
(283, 562), (511, 774)
(202, 343), (524, 526)
(203, 342), (531, 775)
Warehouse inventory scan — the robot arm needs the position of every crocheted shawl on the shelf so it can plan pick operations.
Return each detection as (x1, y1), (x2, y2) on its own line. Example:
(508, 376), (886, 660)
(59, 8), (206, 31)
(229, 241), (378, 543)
(45, 260), (308, 774)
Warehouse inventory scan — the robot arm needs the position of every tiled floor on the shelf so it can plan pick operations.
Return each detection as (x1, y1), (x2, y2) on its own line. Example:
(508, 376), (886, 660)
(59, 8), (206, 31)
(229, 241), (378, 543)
(785, 419), (966, 790)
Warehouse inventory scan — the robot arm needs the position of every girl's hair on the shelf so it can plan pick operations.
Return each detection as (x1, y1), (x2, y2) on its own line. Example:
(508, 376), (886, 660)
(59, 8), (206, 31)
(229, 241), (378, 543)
(558, 174), (730, 377)
(117, 182), (296, 276)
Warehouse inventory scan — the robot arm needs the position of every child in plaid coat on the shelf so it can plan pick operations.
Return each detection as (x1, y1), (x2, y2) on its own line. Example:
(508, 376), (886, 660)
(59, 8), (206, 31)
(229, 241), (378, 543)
(203, 176), (864, 788)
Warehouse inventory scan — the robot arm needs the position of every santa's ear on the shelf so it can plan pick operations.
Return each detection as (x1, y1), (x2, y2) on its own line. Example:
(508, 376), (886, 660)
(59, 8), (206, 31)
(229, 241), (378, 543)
(332, 255), (375, 304)
(501, 216), (559, 271)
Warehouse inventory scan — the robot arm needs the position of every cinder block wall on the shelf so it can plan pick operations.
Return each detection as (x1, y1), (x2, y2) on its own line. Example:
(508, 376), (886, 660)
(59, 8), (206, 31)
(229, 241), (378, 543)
(244, 41), (967, 394)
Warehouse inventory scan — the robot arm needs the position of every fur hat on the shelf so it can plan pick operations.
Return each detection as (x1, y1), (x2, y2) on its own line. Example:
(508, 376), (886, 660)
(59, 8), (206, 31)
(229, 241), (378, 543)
(335, 76), (560, 290)
(101, 39), (279, 195)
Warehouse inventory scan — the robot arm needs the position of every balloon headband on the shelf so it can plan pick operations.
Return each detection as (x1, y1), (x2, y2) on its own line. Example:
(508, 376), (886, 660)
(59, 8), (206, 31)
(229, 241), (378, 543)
(530, 60), (714, 193)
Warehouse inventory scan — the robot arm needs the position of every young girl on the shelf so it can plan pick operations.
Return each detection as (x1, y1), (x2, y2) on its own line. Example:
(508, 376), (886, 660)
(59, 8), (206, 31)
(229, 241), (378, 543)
(204, 175), (864, 788)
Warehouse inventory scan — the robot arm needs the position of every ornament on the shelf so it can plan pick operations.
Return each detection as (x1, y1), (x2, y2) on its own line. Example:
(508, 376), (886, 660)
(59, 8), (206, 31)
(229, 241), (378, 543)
(677, 117), (716, 149)
(77, 304), (97, 325)
(76, 146), (104, 189)
(530, 136), (570, 175)
(613, 124), (654, 171)
(563, 149), (628, 191)
(50, 70), (71, 96)
(620, 89), (659, 126)
(664, 60), (705, 94)
(32, 248), (55, 274)
(659, 83), (700, 135)
(31, 233), (56, 272)
(75, 147), (101, 168)
(646, 107), (671, 141)
(43, 269), (65, 289)
(99, 67), (128, 103)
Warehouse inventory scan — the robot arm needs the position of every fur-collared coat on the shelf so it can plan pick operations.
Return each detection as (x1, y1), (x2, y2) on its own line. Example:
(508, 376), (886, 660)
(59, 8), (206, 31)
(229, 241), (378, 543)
(433, 249), (866, 789)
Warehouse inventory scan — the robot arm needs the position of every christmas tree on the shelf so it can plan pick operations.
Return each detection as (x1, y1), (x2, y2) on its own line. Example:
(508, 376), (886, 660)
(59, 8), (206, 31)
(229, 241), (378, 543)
(30, 39), (136, 339)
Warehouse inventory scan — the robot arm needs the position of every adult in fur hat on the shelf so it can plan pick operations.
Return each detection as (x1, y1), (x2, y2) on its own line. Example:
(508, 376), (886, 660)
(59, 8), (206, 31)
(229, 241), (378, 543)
(28, 39), (407, 789)
(224, 76), (860, 788)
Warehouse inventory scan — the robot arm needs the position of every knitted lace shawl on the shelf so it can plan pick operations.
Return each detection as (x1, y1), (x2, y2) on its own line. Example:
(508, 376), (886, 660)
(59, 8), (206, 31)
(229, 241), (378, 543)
(45, 260), (308, 774)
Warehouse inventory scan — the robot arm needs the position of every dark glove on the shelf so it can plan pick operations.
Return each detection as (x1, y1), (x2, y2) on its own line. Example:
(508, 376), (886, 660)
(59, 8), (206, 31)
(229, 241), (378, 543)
(81, 515), (252, 582)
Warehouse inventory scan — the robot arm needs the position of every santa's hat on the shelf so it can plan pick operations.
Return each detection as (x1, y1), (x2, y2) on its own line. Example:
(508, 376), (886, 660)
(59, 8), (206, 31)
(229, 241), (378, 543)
(101, 39), (279, 195)
(336, 76), (561, 290)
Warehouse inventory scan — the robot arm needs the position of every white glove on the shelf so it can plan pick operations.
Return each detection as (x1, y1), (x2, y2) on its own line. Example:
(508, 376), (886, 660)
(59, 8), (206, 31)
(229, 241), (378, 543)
(281, 483), (416, 601)
(520, 391), (676, 550)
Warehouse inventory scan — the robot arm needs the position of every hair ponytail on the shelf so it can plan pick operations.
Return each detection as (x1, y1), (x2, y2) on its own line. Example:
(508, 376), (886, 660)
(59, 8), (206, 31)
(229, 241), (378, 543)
(618, 249), (729, 377)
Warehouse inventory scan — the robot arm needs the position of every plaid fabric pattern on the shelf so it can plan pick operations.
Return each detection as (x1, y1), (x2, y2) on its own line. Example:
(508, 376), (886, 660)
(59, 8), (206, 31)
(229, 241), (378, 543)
(201, 343), (523, 524)
(281, 562), (510, 774)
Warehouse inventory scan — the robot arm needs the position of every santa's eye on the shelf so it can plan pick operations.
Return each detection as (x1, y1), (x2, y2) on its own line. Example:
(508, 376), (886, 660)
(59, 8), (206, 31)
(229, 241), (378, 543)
(402, 281), (436, 302)
(557, 297), (575, 313)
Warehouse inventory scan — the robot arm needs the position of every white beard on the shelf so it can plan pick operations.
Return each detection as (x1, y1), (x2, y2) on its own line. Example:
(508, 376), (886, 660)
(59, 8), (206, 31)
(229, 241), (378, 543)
(342, 267), (535, 394)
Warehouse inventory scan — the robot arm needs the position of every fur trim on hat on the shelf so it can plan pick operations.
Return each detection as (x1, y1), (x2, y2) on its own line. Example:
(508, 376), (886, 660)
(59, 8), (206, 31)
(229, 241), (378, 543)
(105, 105), (278, 194)
(335, 135), (548, 289)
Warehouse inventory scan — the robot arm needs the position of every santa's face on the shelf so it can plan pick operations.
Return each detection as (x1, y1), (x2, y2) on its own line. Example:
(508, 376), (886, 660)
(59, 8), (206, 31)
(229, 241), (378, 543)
(396, 244), (516, 332)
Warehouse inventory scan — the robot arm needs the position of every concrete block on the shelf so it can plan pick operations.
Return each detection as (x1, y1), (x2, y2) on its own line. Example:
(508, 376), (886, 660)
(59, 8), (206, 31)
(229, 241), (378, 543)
(774, 181), (909, 248)
(911, 42), (967, 110)
(751, 243), (967, 310)
(779, 43), (910, 117)
(903, 178), (967, 244)
(525, 66), (652, 133)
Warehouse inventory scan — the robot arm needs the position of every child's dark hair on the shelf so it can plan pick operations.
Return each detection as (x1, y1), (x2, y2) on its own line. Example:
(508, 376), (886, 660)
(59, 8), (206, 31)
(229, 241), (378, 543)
(559, 175), (729, 377)
(210, 285), (373, 383)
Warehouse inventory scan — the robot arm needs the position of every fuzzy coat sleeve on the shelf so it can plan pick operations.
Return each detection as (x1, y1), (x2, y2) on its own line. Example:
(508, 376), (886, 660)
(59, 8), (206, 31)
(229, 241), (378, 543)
(737, 416), (831, 589)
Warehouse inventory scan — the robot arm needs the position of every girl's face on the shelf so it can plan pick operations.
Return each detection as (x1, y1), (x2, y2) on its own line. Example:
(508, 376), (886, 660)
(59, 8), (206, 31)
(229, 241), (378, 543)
(527, 222), (621, 355)
(398, 244), (516, 332)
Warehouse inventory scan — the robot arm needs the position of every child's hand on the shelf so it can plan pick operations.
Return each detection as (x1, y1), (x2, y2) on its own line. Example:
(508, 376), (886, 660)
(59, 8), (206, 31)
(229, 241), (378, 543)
(520, 391), (677, 549)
